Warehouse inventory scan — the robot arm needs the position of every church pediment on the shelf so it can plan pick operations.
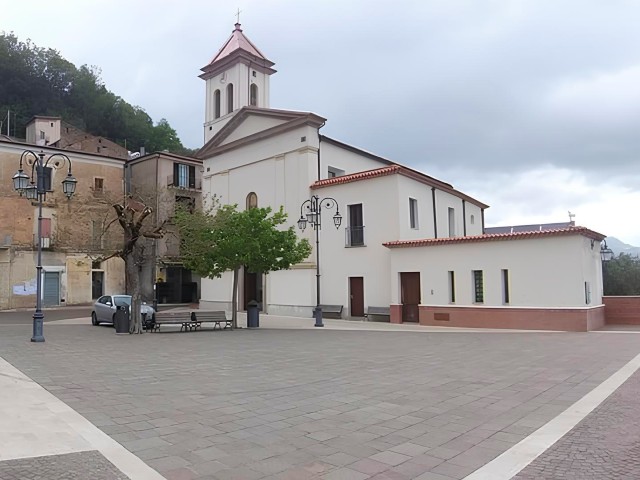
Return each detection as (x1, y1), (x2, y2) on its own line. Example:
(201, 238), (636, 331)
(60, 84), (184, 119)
(197, 107), (326, 159)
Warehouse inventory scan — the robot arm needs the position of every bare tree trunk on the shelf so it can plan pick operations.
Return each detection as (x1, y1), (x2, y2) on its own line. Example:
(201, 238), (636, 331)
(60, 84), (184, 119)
(232, 267), (239, 329)
(126, 248), (143, 334)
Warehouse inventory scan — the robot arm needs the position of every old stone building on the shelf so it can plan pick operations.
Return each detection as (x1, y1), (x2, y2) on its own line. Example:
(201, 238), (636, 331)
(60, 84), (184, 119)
(0, 139), (125, 309)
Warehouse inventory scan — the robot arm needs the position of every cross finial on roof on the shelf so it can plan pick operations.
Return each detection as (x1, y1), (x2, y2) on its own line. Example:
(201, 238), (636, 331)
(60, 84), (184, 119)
(235, 8), (242, 24)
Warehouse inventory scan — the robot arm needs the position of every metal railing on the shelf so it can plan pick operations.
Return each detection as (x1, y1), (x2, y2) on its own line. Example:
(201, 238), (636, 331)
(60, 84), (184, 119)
(166, 174), (201, 190)
(345, 226), (365, 247)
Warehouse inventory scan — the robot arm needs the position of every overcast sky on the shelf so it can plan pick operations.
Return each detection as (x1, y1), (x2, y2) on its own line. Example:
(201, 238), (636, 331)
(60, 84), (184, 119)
(4, 0), (640, 244)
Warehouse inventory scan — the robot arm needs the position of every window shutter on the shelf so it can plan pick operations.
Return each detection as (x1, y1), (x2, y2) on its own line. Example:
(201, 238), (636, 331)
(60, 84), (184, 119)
(188, 166), (196, 188)
(42, 167), (52, 191)
(173, 163), (179, 186)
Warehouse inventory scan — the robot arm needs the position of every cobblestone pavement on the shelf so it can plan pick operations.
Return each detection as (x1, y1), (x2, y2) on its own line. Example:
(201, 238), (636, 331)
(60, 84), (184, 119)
(0, 323), (639, 480)
(0, 451), (128, 480)
(514, 368), (640, 479)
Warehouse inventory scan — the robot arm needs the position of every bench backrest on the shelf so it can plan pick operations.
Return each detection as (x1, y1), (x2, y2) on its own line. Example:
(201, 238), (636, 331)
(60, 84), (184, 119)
(367, 307), (390, 315)
(319, 305), (343, 313)
(192, 311), (227, 321)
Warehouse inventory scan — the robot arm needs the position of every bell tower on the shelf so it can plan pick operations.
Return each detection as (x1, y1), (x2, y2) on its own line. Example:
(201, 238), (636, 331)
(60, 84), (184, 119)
(200, 23), (276, 142)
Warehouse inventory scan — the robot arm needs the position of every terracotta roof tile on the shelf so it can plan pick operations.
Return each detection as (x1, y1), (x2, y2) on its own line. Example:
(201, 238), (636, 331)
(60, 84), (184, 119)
(311, 165), (401, 188)
(383, 226), (606, 248)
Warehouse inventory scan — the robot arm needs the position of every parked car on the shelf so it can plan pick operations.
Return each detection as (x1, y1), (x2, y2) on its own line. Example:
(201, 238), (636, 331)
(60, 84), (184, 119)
(91, 295), (155, 328)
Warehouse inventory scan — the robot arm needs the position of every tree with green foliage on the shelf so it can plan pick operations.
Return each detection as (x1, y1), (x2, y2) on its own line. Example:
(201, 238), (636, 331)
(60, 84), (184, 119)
(174, 204), (312, 328)
(603, 253), (640, 296)
(0, 32), (191, 155)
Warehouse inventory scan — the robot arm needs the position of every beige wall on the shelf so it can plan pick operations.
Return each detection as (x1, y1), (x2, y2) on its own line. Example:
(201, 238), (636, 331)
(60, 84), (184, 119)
(0, 142), (126, 309)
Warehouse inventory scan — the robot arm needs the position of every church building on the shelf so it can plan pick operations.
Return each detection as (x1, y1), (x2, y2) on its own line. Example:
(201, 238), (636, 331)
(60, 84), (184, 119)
(196, 23), (607, 332)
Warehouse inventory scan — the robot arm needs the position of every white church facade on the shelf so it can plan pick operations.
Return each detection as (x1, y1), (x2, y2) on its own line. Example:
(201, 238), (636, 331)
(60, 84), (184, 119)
(196, 23), (607, 331)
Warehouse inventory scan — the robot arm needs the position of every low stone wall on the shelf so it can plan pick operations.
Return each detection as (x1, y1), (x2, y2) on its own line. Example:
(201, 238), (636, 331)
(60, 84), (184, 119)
(390, 304), (605, 331)
(603, 296), (640, 325)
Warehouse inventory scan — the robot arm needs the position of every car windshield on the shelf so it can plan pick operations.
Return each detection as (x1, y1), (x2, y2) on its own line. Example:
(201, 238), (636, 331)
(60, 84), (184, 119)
(113, 296), (132, 307)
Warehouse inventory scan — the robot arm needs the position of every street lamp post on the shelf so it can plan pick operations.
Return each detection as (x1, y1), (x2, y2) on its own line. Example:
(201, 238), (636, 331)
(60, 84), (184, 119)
(12, 150), (77, 342)
(297, 195), (342, 327)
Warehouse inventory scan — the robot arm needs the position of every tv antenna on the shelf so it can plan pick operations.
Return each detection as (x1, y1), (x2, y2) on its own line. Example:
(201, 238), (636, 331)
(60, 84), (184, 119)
(568, 211), (576, 224)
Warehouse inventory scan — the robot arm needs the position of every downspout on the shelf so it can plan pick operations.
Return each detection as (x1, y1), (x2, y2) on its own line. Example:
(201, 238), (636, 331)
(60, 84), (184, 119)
(317, 123), (325, 181)
(431, 187), (438, 238)
(462, 200), (467, 236)
(481, 208), (485, 234)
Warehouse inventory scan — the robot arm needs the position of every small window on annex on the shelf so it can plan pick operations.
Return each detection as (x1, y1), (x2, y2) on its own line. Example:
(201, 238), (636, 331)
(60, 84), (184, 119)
(246, 192), (258, 209)
(472, 270), (484, 303)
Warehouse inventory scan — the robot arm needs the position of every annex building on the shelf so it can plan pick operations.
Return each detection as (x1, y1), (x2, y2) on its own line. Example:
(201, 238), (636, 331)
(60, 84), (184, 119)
(196, 23), (606, 331)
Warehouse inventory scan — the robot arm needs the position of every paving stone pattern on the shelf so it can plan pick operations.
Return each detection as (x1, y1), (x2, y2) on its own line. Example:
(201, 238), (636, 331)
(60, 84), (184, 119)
(515, 368), (640, 479)
(1, 324), (639, 480)
(0, 451), (128, 480)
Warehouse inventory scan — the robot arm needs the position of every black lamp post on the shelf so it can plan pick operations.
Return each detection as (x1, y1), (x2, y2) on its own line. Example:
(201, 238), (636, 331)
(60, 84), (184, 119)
(12, 150), (77, 342)
(297, 195), (342, 327)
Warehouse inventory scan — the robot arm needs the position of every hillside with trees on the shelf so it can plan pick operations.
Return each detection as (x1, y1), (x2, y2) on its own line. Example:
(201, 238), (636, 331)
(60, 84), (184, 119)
(0, 32), (195, 156)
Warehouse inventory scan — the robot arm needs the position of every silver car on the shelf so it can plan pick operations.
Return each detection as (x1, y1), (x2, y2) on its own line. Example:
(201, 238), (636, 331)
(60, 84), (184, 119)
(91, 295), (155, 327)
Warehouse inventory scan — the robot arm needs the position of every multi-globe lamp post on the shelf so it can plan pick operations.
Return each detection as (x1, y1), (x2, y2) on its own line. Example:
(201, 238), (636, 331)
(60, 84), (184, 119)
(297, 195), (342, 327)
(12, 150), (77, 342)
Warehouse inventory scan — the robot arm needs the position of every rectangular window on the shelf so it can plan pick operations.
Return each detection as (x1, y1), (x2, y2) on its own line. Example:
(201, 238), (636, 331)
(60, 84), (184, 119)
(473, 270), (484, 303)
(347, 204), (364, 247)
(409, 198), (419, 229)
(448, 207), (456, 237)
(328, 166), (344, 178)
(94, 177), (104, 192)
(173, 164), (195, 188)
(502, 269), (510, 304)
(585, 281), (591, 305)
(448, 271), (455, 303)
(41, 167), (52, 191)
(40, 130), (45, 140)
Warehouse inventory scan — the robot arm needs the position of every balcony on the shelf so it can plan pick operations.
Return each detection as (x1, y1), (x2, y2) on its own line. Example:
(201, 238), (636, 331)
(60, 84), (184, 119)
(345, 226), (365, 247)
(166, 174), (201, 191)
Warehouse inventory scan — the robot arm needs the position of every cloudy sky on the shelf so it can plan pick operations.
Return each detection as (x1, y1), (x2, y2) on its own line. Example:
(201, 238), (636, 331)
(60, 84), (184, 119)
(4, 0), (640, 244)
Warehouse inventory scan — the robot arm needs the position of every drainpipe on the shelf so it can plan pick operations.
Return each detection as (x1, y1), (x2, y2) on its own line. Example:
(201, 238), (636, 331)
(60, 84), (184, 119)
(462, 200), (467, 236)
(317, 123), (325, 181)
(431, 187), (438, 238)
(481, 208), (485, 234)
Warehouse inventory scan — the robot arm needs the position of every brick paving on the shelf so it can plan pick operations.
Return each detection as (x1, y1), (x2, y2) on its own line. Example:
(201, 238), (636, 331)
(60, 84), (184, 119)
(0, 323), (639, 479)
(514, 368), (640, 479)
(0, 451), (128, 480)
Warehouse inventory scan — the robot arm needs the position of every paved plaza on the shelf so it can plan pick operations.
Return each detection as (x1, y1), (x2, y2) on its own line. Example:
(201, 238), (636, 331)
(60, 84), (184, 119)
(0, 314), (639, 479)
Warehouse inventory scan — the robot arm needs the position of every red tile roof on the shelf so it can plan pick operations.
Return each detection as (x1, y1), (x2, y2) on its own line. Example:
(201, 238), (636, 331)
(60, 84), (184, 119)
(383, 226), (606, 248)
(312, 165), (401, 188)
(311, 164), (489, 209)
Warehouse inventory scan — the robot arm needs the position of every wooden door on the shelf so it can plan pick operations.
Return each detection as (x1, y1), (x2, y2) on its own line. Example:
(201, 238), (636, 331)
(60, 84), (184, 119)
(243, 270), (257, 310)
(400, 272), (420, 322)
(349, 277), (364, 317)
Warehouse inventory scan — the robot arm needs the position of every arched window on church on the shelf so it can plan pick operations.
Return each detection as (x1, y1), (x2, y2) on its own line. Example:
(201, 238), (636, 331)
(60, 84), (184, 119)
(227, 83), (234, 114)
(250, 84), (258, 106)
(246, 192), (258, 210)
(214, 90), (221, 119)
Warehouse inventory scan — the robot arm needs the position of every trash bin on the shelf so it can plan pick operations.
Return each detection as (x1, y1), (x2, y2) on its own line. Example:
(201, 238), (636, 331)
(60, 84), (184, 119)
(247, 300), (259, 328)
(114, 305), (130, 334)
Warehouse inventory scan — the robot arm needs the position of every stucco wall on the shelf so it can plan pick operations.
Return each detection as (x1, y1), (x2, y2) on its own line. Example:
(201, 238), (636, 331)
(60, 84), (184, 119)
(388, 234), (602, 308)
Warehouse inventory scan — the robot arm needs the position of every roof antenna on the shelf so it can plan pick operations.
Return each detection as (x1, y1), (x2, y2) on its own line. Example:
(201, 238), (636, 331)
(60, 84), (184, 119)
(568, 211), (575, 225)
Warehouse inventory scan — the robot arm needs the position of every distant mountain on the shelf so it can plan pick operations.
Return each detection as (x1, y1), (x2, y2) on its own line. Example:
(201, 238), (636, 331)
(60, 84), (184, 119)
(605, 237), (640, 257)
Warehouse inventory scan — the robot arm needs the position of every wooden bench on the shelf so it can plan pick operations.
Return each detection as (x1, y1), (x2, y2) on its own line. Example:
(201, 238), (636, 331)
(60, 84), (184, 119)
(317, 305), (343, 319)
(365, 306), (391, 321)
(151, 311), (195, 332)
(191, 311), (232, 330)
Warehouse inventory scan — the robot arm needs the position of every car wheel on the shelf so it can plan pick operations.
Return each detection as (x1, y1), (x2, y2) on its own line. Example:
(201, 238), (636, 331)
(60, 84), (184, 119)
(91, 312), (98, 326)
